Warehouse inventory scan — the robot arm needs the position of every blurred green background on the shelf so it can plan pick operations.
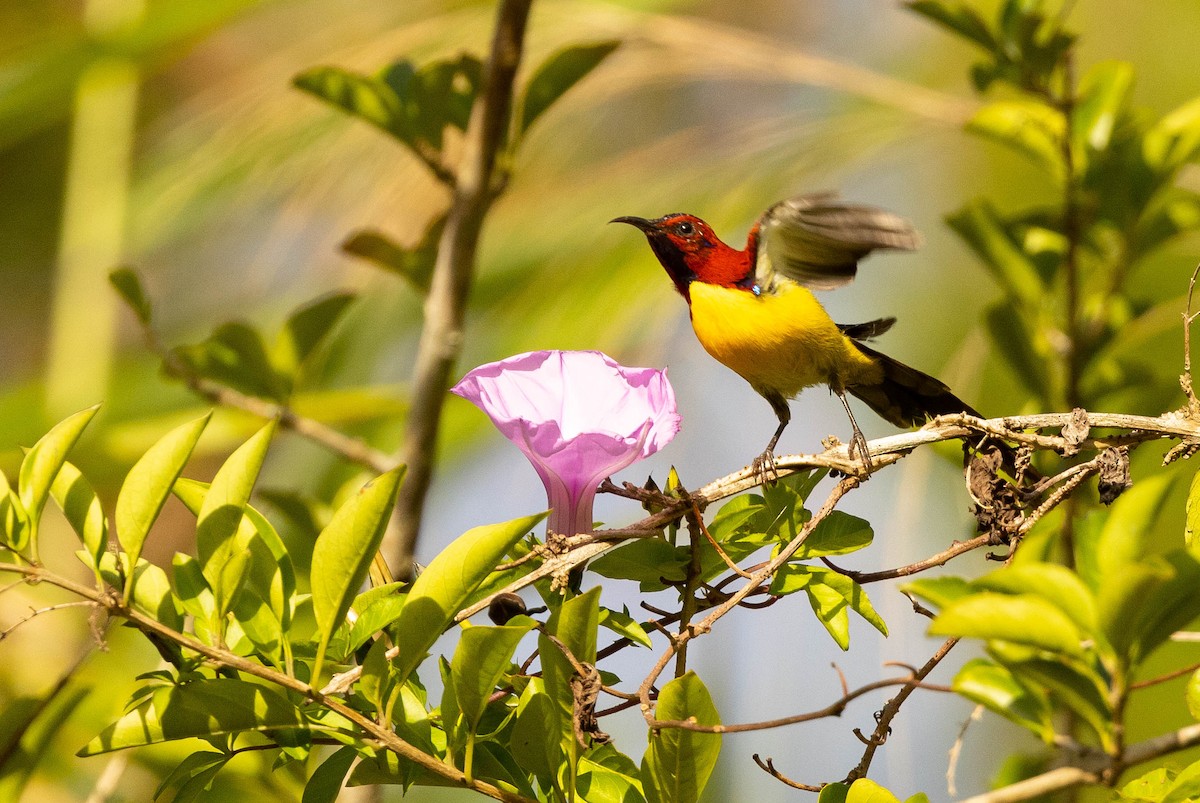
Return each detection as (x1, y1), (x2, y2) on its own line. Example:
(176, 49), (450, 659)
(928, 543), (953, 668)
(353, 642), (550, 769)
(5, 0), (1200, 799)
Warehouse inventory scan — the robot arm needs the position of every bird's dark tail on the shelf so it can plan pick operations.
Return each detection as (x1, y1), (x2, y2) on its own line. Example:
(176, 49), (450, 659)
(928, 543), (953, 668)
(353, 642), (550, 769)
(847, 342), (979, 428)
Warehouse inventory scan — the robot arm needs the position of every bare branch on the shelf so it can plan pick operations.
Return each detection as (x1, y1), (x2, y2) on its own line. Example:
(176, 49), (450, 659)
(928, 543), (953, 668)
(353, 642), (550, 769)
(392, 0), (534, 574)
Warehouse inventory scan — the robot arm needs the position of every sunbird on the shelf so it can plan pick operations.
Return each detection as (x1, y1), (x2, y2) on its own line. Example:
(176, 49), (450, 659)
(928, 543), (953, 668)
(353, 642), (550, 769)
(614, 193), (979, 472)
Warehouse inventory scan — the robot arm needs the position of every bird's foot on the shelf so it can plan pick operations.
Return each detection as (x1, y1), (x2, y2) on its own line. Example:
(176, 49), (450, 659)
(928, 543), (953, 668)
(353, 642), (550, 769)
(752, 449), (780, 486)
(848, 429), (873, 475)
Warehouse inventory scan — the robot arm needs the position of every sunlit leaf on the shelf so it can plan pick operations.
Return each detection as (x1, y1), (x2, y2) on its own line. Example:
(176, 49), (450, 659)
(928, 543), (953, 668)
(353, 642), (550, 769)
(971, 563), (1097, 638)
(19, 404), (99, 533)
(196, 419), (276, 612)
(451, 618), (535, 734)
(795, 511), (873, 558)
(845, 778), (902, 803)
(952, 659), (1053, 741)
(930, 592), (1084, 656)
(49, 461), (107, 574)
(310, 466), (405, 678)
(598, 605), (652, 649)
(79, 679), (307, 756)
(116, 412), (210, 596)
(642, 672), (721, 803)
(1073, 61), (1133, 156)
(510, 680), (561, 786)
(967, 100), (1065, 178)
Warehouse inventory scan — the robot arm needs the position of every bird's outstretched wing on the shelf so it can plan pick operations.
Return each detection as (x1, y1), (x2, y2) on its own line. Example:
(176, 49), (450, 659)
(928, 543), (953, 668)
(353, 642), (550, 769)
(755, 193), (921, 291)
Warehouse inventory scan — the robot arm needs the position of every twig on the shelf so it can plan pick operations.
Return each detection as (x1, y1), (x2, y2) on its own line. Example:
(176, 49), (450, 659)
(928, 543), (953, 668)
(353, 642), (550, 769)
(1182, 261), (1200, 416)
(947, 704), (984, 798)
(752, 755), (822, 792)
(392, 0), (534, 575)
(0, 563), (533, 803)
(843, 637), (959, 783)
(638, 478), (860, 728)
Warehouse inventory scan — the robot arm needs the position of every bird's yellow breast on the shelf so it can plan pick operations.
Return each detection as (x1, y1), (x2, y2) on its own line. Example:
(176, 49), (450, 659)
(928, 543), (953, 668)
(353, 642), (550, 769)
(687, 281), (881, 398)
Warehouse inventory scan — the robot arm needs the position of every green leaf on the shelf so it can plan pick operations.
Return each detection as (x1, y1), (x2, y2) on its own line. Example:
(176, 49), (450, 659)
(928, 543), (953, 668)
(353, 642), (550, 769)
(116, 412), (210, 594)
(0, 485), (30, 552)
(79, 678), (307, 756)
(0, 683), (90, 801)
(1185, 465), (1200, 548)
(1098, 472), (1176, 580)
(196, 420), (277, 610)
(19, 404), (100, 532)
(539, 587), (603, 739)
(846, 778), (902, 803)
(905, 1), (997, 50)
(795, 511), (873, 558)
(451, 619), (536, 734)
(901, 576), (971, 611)
(1145, 96), (1200, 172)
(109, 268), (153, 325)
(930, 592), (1084, 655)
(642, 672), (721, 803)
(153, 751), (230, 803)
(310, 466), (405, 678)
(780, 567), (886, 649)
(302, 746), (357, 803)
(946, 200), (1046, 306)
(1096, 559), (1172, 660)
(1127, 551), (1200, 664)
(346, 589), (408, 655)
(173, 322), (289, 402)
(49, 461), (107, 573)
(390, 511), (547, 684)
(598, 605), (652, 648)
(519, 41), (619, 135)
(510, 681), (562, 785)
(985, 302), (1050, 396)
(342, 216), (444, 294)
(273, 293), (355, 381)
(577, 751), (646, 803)
(294, 66), (405, 140)
(1188, 668), (1200, 721)
(1073, 61), (1133, 156)
(818, 782), (850, 803)
(971, 563), (1097, 638)
(952, 659), (1053, 741)
(1121, 767), (1176, 801)
(590, 538), (687, 589)
(967, 100), (1065, 178)
(1162, 760), (1200, 803)
(1009, 658), (1113, 749)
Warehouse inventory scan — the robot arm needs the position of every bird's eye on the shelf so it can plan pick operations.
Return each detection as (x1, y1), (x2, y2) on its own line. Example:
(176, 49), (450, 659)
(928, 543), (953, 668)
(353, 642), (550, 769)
(675, 221), (694, 235)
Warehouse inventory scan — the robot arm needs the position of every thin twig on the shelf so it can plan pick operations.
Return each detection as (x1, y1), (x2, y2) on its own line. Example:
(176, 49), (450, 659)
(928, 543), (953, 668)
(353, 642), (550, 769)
(844, 637), (959, 783)
(752, 755), (822, 792)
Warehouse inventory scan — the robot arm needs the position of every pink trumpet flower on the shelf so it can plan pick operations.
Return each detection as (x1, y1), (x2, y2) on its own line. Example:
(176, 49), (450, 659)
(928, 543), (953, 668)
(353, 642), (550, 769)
(451, 350), (681, 536)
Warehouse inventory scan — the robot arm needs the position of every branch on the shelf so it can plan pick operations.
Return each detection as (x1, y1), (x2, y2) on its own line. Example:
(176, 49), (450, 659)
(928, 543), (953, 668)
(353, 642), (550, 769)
(392, 0), (534, 574)
(959, 722), (1200, 802)
(0, 564), (533, 803)
(843, 637), (959, 783)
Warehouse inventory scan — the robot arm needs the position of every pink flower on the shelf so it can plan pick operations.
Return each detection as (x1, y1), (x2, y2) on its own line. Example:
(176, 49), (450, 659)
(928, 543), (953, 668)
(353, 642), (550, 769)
(451, 350), (681, 536)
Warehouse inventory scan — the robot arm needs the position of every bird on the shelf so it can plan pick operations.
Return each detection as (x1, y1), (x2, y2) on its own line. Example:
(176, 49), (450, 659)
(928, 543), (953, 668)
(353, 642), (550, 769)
(613, 193), (982, 475)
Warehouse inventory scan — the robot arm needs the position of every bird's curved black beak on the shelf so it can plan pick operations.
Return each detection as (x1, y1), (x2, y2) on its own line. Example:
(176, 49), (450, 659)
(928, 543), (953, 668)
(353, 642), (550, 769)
(610, 215), (656, 232)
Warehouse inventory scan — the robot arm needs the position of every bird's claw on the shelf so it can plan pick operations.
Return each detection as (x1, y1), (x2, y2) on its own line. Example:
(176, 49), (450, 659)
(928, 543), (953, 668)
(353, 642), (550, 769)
(752, 449), (780, 486)
(848, 429), (873, 474)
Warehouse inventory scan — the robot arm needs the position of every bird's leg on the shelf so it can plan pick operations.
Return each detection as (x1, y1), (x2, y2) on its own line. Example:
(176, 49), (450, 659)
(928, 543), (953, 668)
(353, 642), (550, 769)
(833, 388), (872, 473)
(752, 393), (791, 485)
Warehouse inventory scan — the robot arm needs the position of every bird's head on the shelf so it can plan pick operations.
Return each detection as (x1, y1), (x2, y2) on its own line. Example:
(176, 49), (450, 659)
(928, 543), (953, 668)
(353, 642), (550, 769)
(611, 213), (751, 299)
